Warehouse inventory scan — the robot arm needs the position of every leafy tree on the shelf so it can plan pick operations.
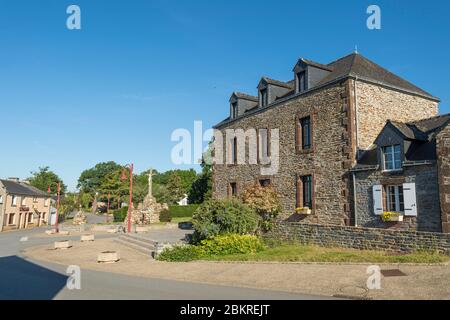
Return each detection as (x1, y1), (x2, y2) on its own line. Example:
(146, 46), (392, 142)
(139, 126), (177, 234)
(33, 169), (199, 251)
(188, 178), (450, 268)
(77, 161), (122, 194)
(28, 166), (67, 195)
(79, 192), (93, 210)
(188, 149), (212, 204)
(153, 183), (171, 204)
(131, 171), (149, 205)
(59, 193), (79, 217)
(153, 169), (197, 195)
(166, 172), (184, 204)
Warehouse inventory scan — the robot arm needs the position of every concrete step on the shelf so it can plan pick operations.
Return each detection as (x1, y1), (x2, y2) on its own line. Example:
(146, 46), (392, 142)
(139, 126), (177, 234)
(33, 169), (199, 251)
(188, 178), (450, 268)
(119, 234), (158, 248)
(114, 237), (154, 256)
(119, 234), (158, 250)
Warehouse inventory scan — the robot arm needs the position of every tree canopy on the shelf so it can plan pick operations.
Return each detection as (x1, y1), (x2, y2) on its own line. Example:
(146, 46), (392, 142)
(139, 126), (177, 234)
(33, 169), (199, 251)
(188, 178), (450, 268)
(28, 166), (67, 195)
(77, 161), (122, 194)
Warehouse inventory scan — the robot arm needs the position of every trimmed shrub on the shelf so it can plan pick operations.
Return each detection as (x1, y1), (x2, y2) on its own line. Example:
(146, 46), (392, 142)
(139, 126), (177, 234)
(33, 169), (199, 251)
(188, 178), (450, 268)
(200, 234), (265, 256)
(157, 245), (203, 262)
(113, 206), (128, 222)
(157, 234), (266, 262)
(169, 204), (199, 218)
(159, 209), (172, 223)
(191, 198), (261, 242)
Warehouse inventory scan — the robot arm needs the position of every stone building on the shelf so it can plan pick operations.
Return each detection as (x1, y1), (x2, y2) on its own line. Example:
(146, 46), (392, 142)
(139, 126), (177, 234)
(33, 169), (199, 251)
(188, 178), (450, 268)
(212, 52), (448, 233)
(0, 178), (52, 232)
(352, 115), (450, 232)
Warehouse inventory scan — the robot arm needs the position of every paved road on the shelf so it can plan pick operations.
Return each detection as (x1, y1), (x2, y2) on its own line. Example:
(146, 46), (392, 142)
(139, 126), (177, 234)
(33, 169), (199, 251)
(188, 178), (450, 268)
(0, 227), (330, 300)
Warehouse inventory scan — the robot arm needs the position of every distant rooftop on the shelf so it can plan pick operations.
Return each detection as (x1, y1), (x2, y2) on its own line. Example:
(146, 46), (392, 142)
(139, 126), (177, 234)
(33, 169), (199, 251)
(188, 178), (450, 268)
(0, 179), (50, 197)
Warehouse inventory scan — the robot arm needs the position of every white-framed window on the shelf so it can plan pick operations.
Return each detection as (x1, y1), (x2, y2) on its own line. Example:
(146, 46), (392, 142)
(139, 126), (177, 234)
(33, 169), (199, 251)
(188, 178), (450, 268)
(385, 185), (404, 212)
(373, 183), (417, 216)
(0, 195), (3, 204)
(382, 145), (402, 171)
(21, 197), (27, 206)
(11, 195), (17, 206)
(45, 198), (49, 207)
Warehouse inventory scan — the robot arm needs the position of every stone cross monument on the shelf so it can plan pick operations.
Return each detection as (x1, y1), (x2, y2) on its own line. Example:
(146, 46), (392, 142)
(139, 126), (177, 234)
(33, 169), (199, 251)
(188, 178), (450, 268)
(130, 167), (168, 226)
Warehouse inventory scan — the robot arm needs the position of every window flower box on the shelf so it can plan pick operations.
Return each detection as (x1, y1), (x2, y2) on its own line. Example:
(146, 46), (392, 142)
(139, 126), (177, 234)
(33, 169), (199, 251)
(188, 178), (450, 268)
(381, 212), (404, 222)
(295, 207), (312, 215)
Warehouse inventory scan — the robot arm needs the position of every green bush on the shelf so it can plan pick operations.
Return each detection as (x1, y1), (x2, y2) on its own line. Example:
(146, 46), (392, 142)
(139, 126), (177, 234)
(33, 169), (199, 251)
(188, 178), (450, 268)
(191, 199), (261, 242)
(157, 245), (203, 262)
(200, 234), (265, 256)
(113, 206), (128, 222)
(157, 234), (266, 262)
(159, 209), (172, 223)
(169, 204), (200, 218)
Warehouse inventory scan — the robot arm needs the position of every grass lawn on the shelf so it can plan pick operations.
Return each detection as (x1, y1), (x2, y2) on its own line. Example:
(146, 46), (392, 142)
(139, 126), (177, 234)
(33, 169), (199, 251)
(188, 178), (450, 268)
(204, 244), (449, 264)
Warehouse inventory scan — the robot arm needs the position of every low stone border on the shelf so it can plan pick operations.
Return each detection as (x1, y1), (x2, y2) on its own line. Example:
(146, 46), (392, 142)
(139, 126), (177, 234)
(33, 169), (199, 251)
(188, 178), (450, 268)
(264, 222), (450, 254)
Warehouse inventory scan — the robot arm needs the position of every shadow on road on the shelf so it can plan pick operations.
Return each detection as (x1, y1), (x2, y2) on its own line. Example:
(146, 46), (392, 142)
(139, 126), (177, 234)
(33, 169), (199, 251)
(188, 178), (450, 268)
(0, 256), (67, 300)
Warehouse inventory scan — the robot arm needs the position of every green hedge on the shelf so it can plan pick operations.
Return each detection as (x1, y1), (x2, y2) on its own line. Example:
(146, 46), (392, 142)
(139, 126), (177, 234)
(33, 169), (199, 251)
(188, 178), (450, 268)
(169, 204), (199, 218)
(113, 206), (128, 222)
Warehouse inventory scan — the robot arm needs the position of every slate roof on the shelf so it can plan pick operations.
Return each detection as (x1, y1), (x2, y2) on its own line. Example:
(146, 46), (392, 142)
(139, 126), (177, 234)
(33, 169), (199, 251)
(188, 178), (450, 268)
(298, 58), (334, 71)
(356, 114), (450, 166)
(260, 77), (294, 89)
(410, 114), (450, 134)
(388, 121), (428, 141)
(0, 179), (50, 197)
(215, 52), (439, 128)
(232, 92), (258, 102)
(317, 53), (437, 99)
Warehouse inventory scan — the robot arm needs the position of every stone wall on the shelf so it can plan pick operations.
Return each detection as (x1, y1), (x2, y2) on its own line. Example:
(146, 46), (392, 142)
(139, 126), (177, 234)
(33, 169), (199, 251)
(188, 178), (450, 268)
(437, 122), (450, 233)
(356, 81), (439, 150)
(353, 164), (442, 232)
(213, 81), (352, 226)
(264, 222), (450, 254)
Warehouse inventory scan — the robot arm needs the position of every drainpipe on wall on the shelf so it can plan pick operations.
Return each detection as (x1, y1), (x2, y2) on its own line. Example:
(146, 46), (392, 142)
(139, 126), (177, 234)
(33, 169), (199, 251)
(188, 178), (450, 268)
(352, 172), (358, 227)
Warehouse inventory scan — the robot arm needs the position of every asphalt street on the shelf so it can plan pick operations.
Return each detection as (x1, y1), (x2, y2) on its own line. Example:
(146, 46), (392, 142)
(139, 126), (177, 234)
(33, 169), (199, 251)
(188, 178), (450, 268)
(0, 226), (330, 300)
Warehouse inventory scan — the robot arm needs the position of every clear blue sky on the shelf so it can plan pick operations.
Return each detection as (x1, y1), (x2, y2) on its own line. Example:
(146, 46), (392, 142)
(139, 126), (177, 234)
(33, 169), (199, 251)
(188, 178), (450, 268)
(0, 0), (449, 191)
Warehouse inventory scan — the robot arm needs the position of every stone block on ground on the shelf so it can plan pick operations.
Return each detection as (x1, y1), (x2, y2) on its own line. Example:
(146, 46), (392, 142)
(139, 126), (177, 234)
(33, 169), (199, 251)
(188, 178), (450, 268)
(97, 251), (120, 263)
(54, 240), (72, 250)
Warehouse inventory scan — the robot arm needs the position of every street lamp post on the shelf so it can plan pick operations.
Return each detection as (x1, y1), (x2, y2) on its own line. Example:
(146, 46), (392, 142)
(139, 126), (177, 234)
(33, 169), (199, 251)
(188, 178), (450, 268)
(47, 182), (61, 233)
(121, 164), (134, 233)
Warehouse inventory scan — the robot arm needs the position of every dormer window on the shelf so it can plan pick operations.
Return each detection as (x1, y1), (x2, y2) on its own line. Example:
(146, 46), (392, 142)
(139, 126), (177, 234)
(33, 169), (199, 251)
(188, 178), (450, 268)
(231, 102), (238, 119)
(382, 145), (402, 171)
(260, 88), (268, 107)
(296, 71), (307, 93)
